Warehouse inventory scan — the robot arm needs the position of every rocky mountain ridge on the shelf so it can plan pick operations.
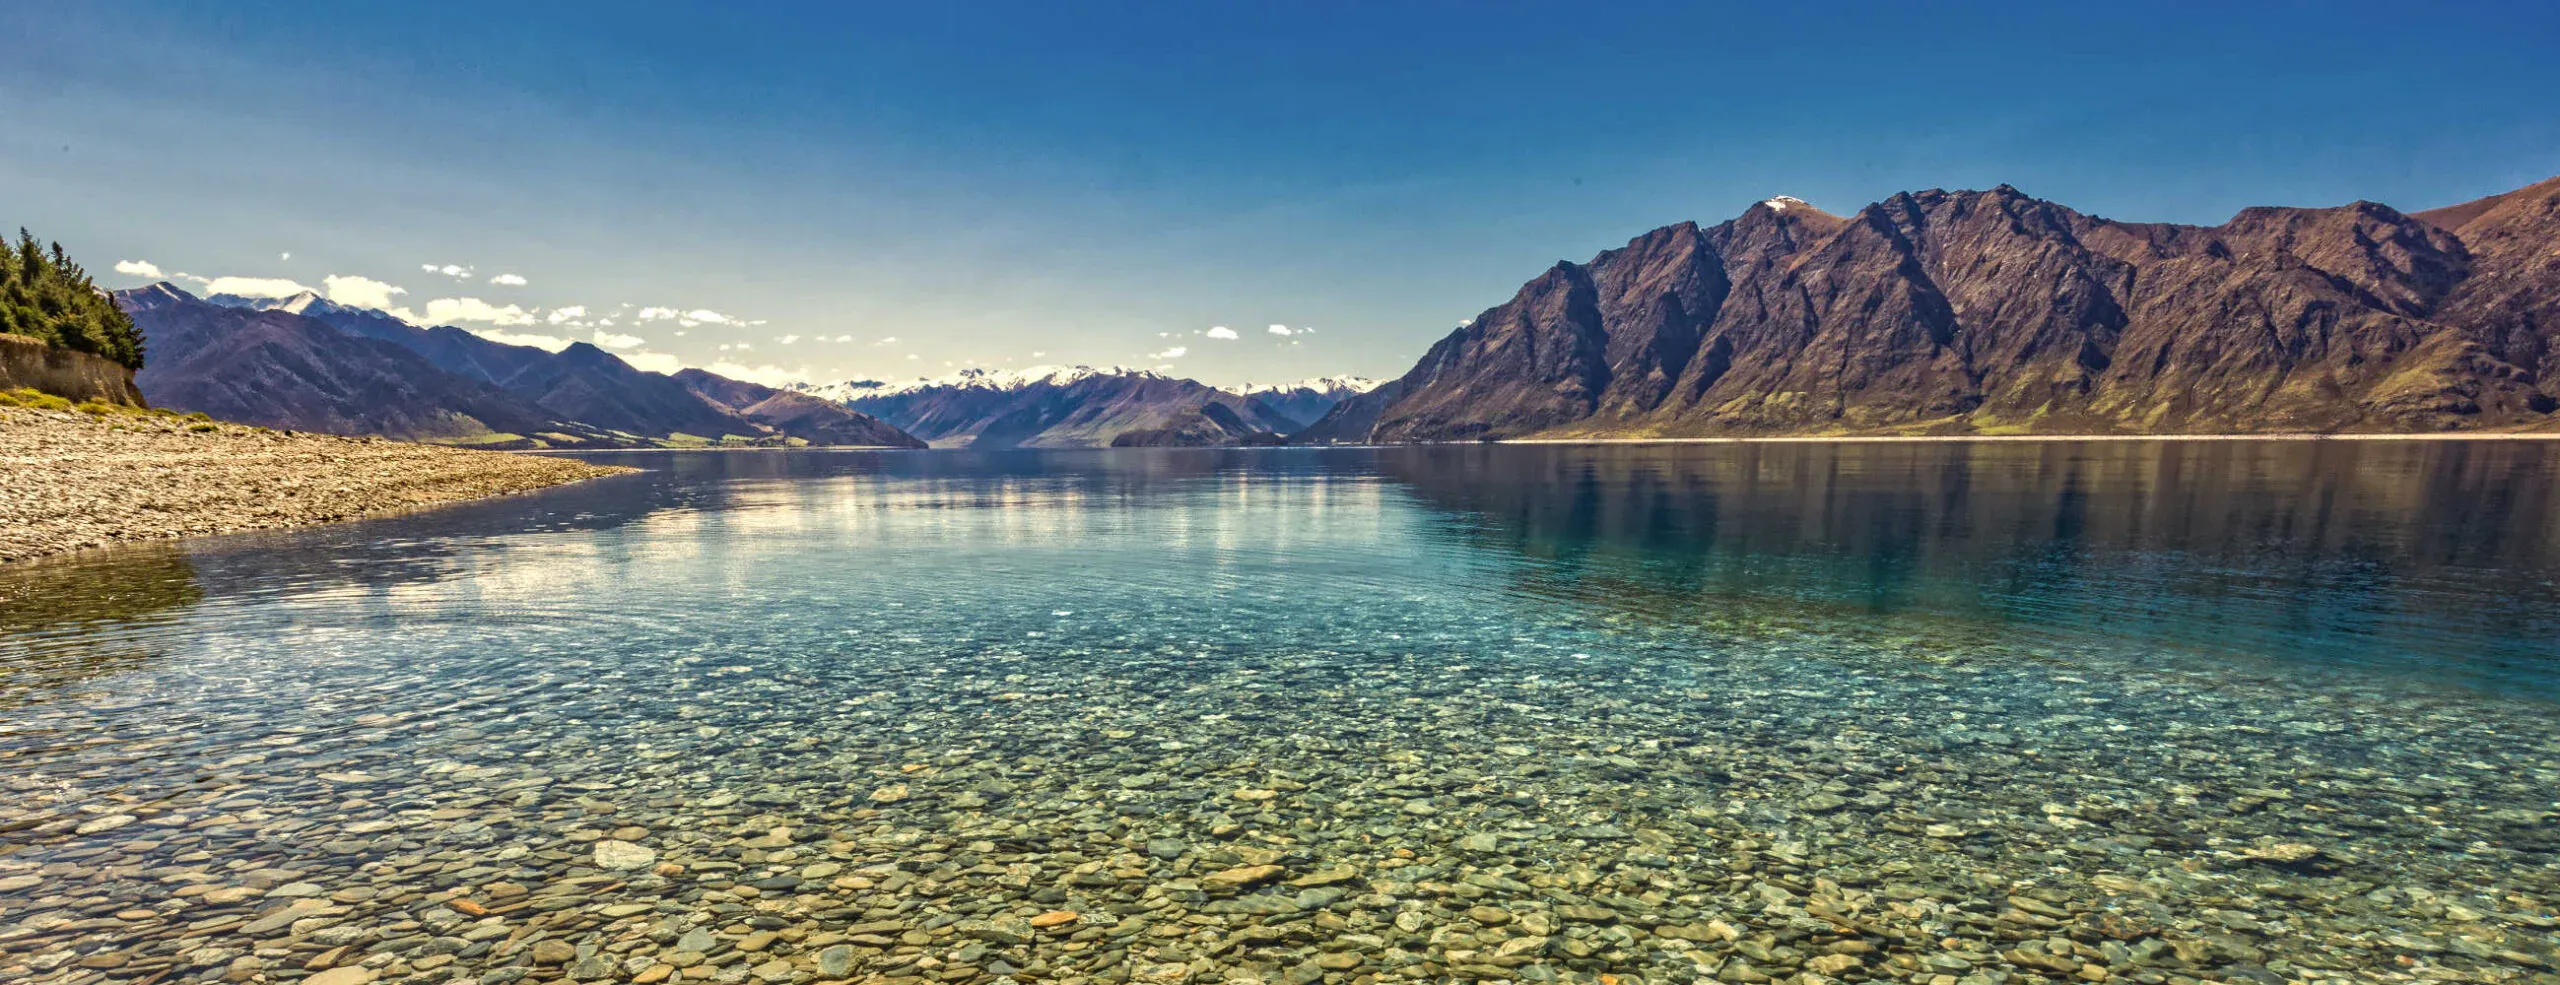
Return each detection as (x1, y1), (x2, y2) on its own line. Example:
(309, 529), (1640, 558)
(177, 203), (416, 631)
(1354, 177), (2560, 441)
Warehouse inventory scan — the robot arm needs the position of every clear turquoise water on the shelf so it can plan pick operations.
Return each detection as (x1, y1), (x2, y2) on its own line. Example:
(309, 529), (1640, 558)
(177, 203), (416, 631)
(4, 442), (2558, 983)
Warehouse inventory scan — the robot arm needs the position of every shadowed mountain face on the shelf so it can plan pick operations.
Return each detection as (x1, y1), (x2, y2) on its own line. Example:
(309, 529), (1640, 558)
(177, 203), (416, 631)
(848, 372), (1301, 448)
(121, 284), (570, 441)
(1108, 401), (1287, 447)
(1289, 379), (1404, 445)
(1365, 180), (2560, 441)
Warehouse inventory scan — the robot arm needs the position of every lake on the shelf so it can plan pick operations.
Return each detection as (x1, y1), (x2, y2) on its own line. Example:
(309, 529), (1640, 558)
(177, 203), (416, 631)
(4, 441), (2558, 984)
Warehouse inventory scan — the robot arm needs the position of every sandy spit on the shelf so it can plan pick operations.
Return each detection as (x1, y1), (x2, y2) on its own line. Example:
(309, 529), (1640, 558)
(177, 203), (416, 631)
(1, 407), (637, 565)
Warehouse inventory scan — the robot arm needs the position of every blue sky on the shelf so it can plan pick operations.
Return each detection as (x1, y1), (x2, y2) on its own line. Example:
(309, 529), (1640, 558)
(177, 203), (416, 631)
(5, 1), (2555, 387)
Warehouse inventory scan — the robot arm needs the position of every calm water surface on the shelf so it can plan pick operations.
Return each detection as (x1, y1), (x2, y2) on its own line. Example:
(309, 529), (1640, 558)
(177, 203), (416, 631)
(3, 442), (2557, 985)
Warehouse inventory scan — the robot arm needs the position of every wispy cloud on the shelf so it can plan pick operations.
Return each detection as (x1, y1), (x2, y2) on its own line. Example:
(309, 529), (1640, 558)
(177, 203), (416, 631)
(201, 276), (313, 299)
(113, 260), (163, 278)
(471, 328), (572, 351)
(591, 329), (644, 349)
(706, 360), (807, 387)
(621, 351), (683, 374)
(421, 263), (474, 278)
(545, 305), (590, 325)
(1149, 345), (1188, 360)
(426, 297), (537, 326)
(322, 274), (406, 310)
(488, 273), (527, 286)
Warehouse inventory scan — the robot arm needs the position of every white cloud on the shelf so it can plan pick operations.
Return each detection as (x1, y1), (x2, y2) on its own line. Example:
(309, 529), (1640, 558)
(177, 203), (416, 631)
(545, 305), (590, 326)
(706, 361), (807, 387)
(1149, 346), (1189, 360)
(636, 307), (679, 321)
(489, 273), (527, 286)
(470, 328), (572, 351)
(202, 276), (314, 299)
(322, 274), (407, 310)
(876, 336), (899, 345)
(685, 309), (737, 325)
(422, 263), (473, 278)
(590, 329), (644, 350)
(279, 252), (291, 261)
(830, 334), (853, 343)
(717, 342), (753, 352)
(1267, 324), (1295, 336)
(621, 351), (683, 374)
(775, 334), (802, 345)
(114, 260), (163, 278)
(426, 297), (537, 326)
(1205, 326), (1238, 340)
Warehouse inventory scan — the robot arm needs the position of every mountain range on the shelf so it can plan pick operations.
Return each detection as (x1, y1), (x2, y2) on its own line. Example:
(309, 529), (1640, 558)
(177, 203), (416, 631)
(88, 174), (2560, 450)
(1331, 177), (2560, 441)
(115, 285), (922, 449)
(816, 366), (1319, 449)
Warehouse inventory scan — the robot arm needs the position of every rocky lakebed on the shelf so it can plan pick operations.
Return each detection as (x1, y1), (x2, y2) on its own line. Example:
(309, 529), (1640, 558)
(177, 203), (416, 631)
(2, 447), (2556, 985)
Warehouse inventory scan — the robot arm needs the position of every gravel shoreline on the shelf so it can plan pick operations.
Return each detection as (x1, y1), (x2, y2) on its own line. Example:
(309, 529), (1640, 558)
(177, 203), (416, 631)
(0, 406), (636, 564)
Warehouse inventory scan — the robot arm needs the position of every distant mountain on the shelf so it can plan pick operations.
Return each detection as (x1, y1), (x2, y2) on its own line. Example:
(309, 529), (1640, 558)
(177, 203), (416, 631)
(816, 366), (1303, 448)
(672, 369), (925, 448)
(121, 284), (580, 443)
(1109, 401), (1287, 447)
(1288, 379), (1404, 445)
(1223, 376), (1381, 429)
(798, 365), (1139, 403)
(122, 284), (922, 448)
(1351, 178), (2560, 441)
(208, 291), (560, 389)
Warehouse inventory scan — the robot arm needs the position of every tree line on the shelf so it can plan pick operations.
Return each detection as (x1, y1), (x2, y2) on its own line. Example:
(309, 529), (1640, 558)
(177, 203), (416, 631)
(1, 229), (145, 369)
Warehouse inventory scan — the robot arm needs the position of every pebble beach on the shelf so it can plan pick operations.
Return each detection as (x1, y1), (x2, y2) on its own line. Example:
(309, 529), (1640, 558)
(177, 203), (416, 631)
(0, 406), (633, 565)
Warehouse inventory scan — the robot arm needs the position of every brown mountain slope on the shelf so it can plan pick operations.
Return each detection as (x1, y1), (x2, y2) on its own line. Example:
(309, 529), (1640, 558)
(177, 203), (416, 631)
(1367, 180), (2560, 441)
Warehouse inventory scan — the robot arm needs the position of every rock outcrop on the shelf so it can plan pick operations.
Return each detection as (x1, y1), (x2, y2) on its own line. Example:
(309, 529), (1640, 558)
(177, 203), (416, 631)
(0, 333), (148, 406)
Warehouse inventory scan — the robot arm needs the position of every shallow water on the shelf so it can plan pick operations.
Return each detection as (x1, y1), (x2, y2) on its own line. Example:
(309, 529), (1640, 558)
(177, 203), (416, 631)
(4, 442), (2558, 985)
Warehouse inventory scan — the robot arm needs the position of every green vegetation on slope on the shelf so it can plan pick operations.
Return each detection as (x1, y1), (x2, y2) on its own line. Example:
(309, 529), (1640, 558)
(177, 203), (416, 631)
(1, 229), (145, 369)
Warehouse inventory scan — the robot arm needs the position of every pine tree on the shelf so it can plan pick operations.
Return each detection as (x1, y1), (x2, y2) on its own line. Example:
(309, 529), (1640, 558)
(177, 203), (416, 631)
(0, 227), (144, 369)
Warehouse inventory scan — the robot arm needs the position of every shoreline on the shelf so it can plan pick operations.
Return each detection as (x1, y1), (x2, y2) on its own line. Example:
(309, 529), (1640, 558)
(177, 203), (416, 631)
(525, 444), (920, 454)
(1497, 430), (2560, 445)
(1, 406), (638, 566)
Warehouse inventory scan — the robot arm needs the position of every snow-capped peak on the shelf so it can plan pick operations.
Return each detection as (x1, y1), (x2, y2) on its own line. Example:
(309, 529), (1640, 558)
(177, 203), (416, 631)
(1761, 195), (1810, 213)
(792, 364), (1165, 403)
(1226, 375), (1382, 397)
(207, 289), (336, 316)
